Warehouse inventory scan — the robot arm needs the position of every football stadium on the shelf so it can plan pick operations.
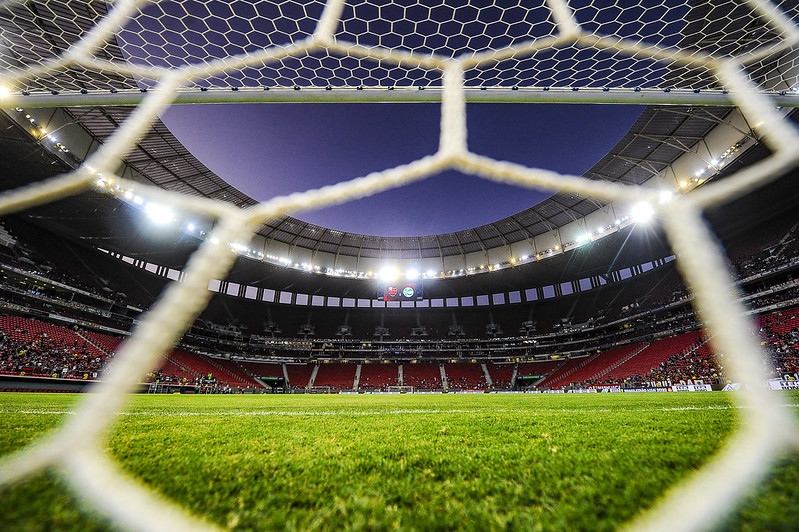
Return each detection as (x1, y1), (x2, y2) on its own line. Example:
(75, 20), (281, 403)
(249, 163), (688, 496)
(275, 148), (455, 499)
(1, 0), (799, 530)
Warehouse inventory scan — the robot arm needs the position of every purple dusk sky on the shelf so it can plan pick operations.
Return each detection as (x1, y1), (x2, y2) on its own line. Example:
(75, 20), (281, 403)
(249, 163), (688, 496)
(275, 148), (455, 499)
(160, 102), (642, 236)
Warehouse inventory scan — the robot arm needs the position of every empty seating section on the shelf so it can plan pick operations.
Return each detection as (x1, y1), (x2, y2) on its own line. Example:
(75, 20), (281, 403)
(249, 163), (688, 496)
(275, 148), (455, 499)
(517, 360), (563, 380)
(165, 348), (210, 381)
(605, 332), (702, 382)
(540, 343), (645, 388)
(403, 363), (442, 389)
(164, 349), (260, 388)
(286, 364), (315, 388)
(201, 356), (263, 388)
(582, 343), (648, 383)
(444, 363), (486, 390)
(486, 362), (515, 389)
(80, 330), (125, 354)
(239, 361), (284, 378)
(314, 363), (357, 389)
(154, 357), (197, 383)
(359, 363), (398, 390)
(536, 356), (594, 389)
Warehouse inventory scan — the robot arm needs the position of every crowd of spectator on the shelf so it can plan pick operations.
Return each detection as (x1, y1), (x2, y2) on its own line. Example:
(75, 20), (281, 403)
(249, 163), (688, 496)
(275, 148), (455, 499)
(645, 340), (721, 385)
(0, 329), (106, 380)
(760, 310), (799, 378)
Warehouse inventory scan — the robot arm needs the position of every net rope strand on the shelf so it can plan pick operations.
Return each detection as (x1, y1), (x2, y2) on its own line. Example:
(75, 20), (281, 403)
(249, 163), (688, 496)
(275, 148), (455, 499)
(0, 0), (798, 530)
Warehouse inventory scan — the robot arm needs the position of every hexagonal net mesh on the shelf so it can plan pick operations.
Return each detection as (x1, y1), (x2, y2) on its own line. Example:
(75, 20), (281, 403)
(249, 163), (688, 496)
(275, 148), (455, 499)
(0, 0), (798, 531)
(1, 0), (799, 102)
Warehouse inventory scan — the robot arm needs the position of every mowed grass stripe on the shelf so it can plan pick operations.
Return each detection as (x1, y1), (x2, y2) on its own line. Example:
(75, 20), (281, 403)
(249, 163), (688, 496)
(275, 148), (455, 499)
(0, 392), (797, 531)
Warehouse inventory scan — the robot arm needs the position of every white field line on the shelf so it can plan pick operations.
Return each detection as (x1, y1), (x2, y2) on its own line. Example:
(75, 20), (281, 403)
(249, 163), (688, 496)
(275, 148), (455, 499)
(3, 404), (799, 417)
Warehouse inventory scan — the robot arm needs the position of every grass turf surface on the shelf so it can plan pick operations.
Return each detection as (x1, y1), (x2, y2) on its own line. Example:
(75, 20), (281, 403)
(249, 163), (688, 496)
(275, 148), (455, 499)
(0, 392), (798, 531)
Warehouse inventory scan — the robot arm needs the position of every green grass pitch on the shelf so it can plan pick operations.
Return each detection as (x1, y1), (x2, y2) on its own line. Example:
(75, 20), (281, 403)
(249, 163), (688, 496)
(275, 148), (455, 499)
(0, 391), (798, 531)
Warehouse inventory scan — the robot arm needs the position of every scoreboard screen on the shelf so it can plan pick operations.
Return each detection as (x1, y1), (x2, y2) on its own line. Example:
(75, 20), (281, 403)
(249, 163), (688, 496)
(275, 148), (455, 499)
(381, 282), (422, 301)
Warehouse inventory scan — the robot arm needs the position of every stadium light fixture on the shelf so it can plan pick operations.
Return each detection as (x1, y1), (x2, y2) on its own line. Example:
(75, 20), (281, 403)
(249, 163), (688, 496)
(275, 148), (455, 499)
(144, 202), (174, 224)
(406, 268), (420, 280)
(380, 267), (399, 282)
(631, 202), (654, 223)
(658, 190), (674, 204)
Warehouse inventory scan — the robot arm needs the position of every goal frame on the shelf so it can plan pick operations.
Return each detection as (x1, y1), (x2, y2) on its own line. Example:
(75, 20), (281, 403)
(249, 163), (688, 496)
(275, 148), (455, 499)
(386, 385), (415, 394)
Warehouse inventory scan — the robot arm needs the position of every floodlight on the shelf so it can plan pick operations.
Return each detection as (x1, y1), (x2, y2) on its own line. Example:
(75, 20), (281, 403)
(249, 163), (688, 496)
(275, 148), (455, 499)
(425, 269), (437, 278)
(380, 267), (398, 282)
(406, 268), (420, 280)
(144, 203), (174, 224)
(0, 86), (9, 97)
(631, 202), (654, 223)
(658, 190), (674, 204)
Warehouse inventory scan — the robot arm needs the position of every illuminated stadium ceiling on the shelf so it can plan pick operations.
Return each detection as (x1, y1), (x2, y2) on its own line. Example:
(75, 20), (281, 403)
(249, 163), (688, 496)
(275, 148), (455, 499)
(1, 0), (796, 272)
(61, 102), (735, 257)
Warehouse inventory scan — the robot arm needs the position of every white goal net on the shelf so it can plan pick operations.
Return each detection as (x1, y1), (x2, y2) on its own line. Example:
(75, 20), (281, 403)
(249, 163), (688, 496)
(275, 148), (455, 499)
(1, 1), (799, 531)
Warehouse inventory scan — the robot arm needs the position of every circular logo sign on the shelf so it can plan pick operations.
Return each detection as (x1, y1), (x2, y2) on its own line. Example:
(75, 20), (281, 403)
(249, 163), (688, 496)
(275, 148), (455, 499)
(402, 286), (415, 298)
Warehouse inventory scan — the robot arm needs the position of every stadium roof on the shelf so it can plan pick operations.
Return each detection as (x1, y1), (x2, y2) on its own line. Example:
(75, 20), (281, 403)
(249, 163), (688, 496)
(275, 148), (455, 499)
(0, 0), (794, 272)
(62, 103), (734, 262)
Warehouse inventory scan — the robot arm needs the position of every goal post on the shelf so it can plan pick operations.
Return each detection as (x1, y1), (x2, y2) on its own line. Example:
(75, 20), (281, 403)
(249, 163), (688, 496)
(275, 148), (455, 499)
(1, 0), (799, 107)
(386, 385), (415, 394)
(0, 1), (798, 531)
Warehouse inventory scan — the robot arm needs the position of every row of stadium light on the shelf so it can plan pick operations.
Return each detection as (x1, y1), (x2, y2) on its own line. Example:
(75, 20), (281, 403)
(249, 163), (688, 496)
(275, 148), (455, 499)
(11, 106), (743, 282)
(14, 106), (71, 155)
(693, 140), (742, 180)
(88, 176), (681, 282)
